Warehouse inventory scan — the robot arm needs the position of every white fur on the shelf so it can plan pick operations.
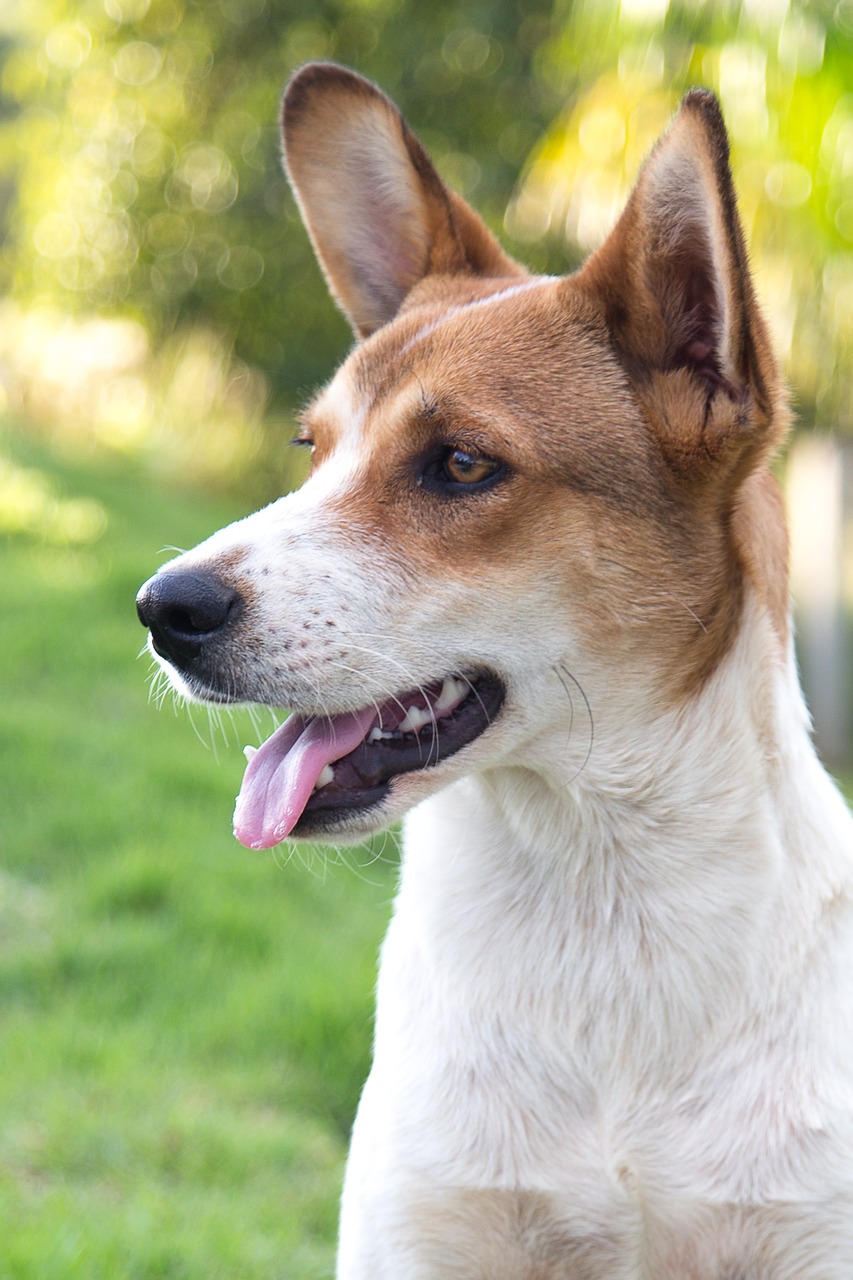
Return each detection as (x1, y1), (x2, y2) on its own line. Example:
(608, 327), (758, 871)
(334, 599), (853, 1276)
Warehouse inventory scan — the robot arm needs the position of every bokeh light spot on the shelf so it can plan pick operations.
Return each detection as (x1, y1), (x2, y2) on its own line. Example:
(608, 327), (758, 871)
(765, 161), (813, 206)
(778, 12), (826, 74)
(578, 107), (626, 160)
(836, 200), (853, 241)
(44, 24), (92, 70)
(104, 0), (151, 23)
(33, 212), (80, 259)
(620, 0), (669, 23)
(114, 41), (163, 87)
(217, 246), (265, 291)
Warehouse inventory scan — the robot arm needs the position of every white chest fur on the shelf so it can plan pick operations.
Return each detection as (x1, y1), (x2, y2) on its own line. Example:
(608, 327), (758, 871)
(339, 616), (853, 1278)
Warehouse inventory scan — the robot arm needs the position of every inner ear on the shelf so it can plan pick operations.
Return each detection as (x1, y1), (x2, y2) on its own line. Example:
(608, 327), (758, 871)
(574, 89), (784, 479)
(660, 229), (739, 398)
(580, 91), (755, 399)
(282, 63), (523, 338)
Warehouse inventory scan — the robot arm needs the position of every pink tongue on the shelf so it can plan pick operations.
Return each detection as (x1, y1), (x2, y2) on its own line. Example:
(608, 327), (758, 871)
(233, 706), (378, 850)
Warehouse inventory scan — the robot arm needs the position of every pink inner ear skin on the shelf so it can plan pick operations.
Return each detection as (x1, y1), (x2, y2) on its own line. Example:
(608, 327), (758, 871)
(351, 192), (430, 314)
(682, 339), (740, 399)
(685, 340), (714, 364)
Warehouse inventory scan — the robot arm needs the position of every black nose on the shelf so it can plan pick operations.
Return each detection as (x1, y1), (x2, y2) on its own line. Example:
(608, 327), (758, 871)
(136, 570), (241, 670)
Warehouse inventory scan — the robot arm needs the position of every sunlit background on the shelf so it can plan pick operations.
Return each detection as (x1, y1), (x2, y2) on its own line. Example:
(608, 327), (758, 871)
(1, 0), (851, 458)
(3, 0), (853, 751)
(1, 1), (853, 1275)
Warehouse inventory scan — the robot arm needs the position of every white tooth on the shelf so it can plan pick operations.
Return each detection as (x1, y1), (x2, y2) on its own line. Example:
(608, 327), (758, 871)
(399, 704), (433, 734)
(243, 745), (257, 762)
(315, 764), (334, 790)
(369, 727), (394, 743)
(436, 678), (455, 712)
(436, 676), (467, 713)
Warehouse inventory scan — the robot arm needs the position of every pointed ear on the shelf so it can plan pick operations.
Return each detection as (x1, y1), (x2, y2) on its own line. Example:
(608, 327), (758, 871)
(578, 90), (785, 477)
(281, 63), (524, 338)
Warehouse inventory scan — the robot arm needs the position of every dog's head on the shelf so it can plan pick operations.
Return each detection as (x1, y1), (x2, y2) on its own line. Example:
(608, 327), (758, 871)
(137, 64), (788, 849)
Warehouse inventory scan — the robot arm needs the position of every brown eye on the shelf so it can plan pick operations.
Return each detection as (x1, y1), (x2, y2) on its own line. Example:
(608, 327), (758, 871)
(418, 443), (507, 495)
(443, 449), (499, 485)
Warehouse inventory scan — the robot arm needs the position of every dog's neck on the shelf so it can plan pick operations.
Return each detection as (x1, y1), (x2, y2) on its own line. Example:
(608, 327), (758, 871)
(492, 595), (822, 868)
(397, 594), (849, 1078)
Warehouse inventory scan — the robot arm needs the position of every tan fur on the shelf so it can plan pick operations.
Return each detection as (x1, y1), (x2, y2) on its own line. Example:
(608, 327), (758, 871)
(298, 282), (779, 703)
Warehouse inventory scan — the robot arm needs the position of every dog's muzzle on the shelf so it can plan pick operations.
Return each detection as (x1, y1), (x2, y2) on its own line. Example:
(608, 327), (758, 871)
(136, 570), (241, 672)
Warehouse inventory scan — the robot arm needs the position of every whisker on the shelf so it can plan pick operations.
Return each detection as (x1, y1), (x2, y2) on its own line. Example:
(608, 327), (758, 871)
(552, 663), (575, 760)
(557, 663), (594, 784)
(185, 701), (214, 751)
(597, 557), (708, 634)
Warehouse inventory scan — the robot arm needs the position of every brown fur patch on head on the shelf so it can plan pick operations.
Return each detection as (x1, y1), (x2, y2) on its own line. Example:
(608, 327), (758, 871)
(287, 74), (791, 703)
(568, 88), (791, 685)
(302, 275), (783, 701)
(731, 468), (789, 643)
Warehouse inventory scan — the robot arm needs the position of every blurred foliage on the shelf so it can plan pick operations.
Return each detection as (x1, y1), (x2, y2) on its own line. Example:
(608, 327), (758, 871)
(512, 0), (853, 439)
(0, 0), (563, 498)
(0, 0), (851, 498)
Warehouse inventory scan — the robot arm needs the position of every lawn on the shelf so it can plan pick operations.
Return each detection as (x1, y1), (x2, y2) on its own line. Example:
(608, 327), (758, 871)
(0, 422), (398, 1279)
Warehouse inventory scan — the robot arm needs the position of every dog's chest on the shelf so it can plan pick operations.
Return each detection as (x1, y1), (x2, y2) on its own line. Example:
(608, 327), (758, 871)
(361, 787), (849, 1223)
(343, 1148), (840, 1279)
(376, 858), (739, 1190)
(339, 769), (853, 1277)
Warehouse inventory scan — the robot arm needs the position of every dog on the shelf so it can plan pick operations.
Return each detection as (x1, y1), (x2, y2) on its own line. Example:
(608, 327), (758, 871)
(137, 63), (853, 1277)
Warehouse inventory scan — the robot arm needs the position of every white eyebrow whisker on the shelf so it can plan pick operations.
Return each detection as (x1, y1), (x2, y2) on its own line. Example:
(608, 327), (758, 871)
(399, 277), (556, 356)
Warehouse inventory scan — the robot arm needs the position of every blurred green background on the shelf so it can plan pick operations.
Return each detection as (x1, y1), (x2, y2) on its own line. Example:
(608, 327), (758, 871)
(1, 1), (852, 1276)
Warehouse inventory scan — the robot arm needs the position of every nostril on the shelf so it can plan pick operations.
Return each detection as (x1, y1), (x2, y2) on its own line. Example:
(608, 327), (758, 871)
(136, 570), (242, 668)
(168, 606), (202, 635)
(163, 595), (237, 637)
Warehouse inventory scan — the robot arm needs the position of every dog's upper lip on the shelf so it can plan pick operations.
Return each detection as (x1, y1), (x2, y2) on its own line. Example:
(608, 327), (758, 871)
(232, 673), (505, 849)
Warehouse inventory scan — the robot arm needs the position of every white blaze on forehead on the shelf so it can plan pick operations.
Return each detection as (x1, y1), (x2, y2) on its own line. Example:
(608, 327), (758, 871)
(314, 364), (371, 452)
(399, 275), (556, 356)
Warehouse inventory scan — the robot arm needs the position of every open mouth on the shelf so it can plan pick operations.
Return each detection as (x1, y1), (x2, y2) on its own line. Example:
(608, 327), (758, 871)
(233, 671), (506, 848)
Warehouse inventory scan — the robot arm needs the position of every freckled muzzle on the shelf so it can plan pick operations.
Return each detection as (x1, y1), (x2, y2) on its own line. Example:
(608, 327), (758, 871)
(137, 565), (507, 847)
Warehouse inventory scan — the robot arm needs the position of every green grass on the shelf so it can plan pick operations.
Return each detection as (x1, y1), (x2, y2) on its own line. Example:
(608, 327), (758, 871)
(0, 424), (398, 1278)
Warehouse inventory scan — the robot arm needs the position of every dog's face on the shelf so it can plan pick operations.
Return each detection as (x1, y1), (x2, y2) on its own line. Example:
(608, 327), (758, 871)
(137, 65), (788, 849)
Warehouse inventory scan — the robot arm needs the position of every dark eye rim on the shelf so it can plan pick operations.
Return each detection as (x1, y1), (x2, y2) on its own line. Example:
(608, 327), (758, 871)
(418, 445), (508, 496)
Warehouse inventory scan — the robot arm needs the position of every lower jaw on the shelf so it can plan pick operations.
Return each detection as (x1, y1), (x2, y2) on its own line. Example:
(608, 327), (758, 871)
(171, 664), (506, 841)
(290, 786), (391, 840)
(303, 779), (389, 823)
